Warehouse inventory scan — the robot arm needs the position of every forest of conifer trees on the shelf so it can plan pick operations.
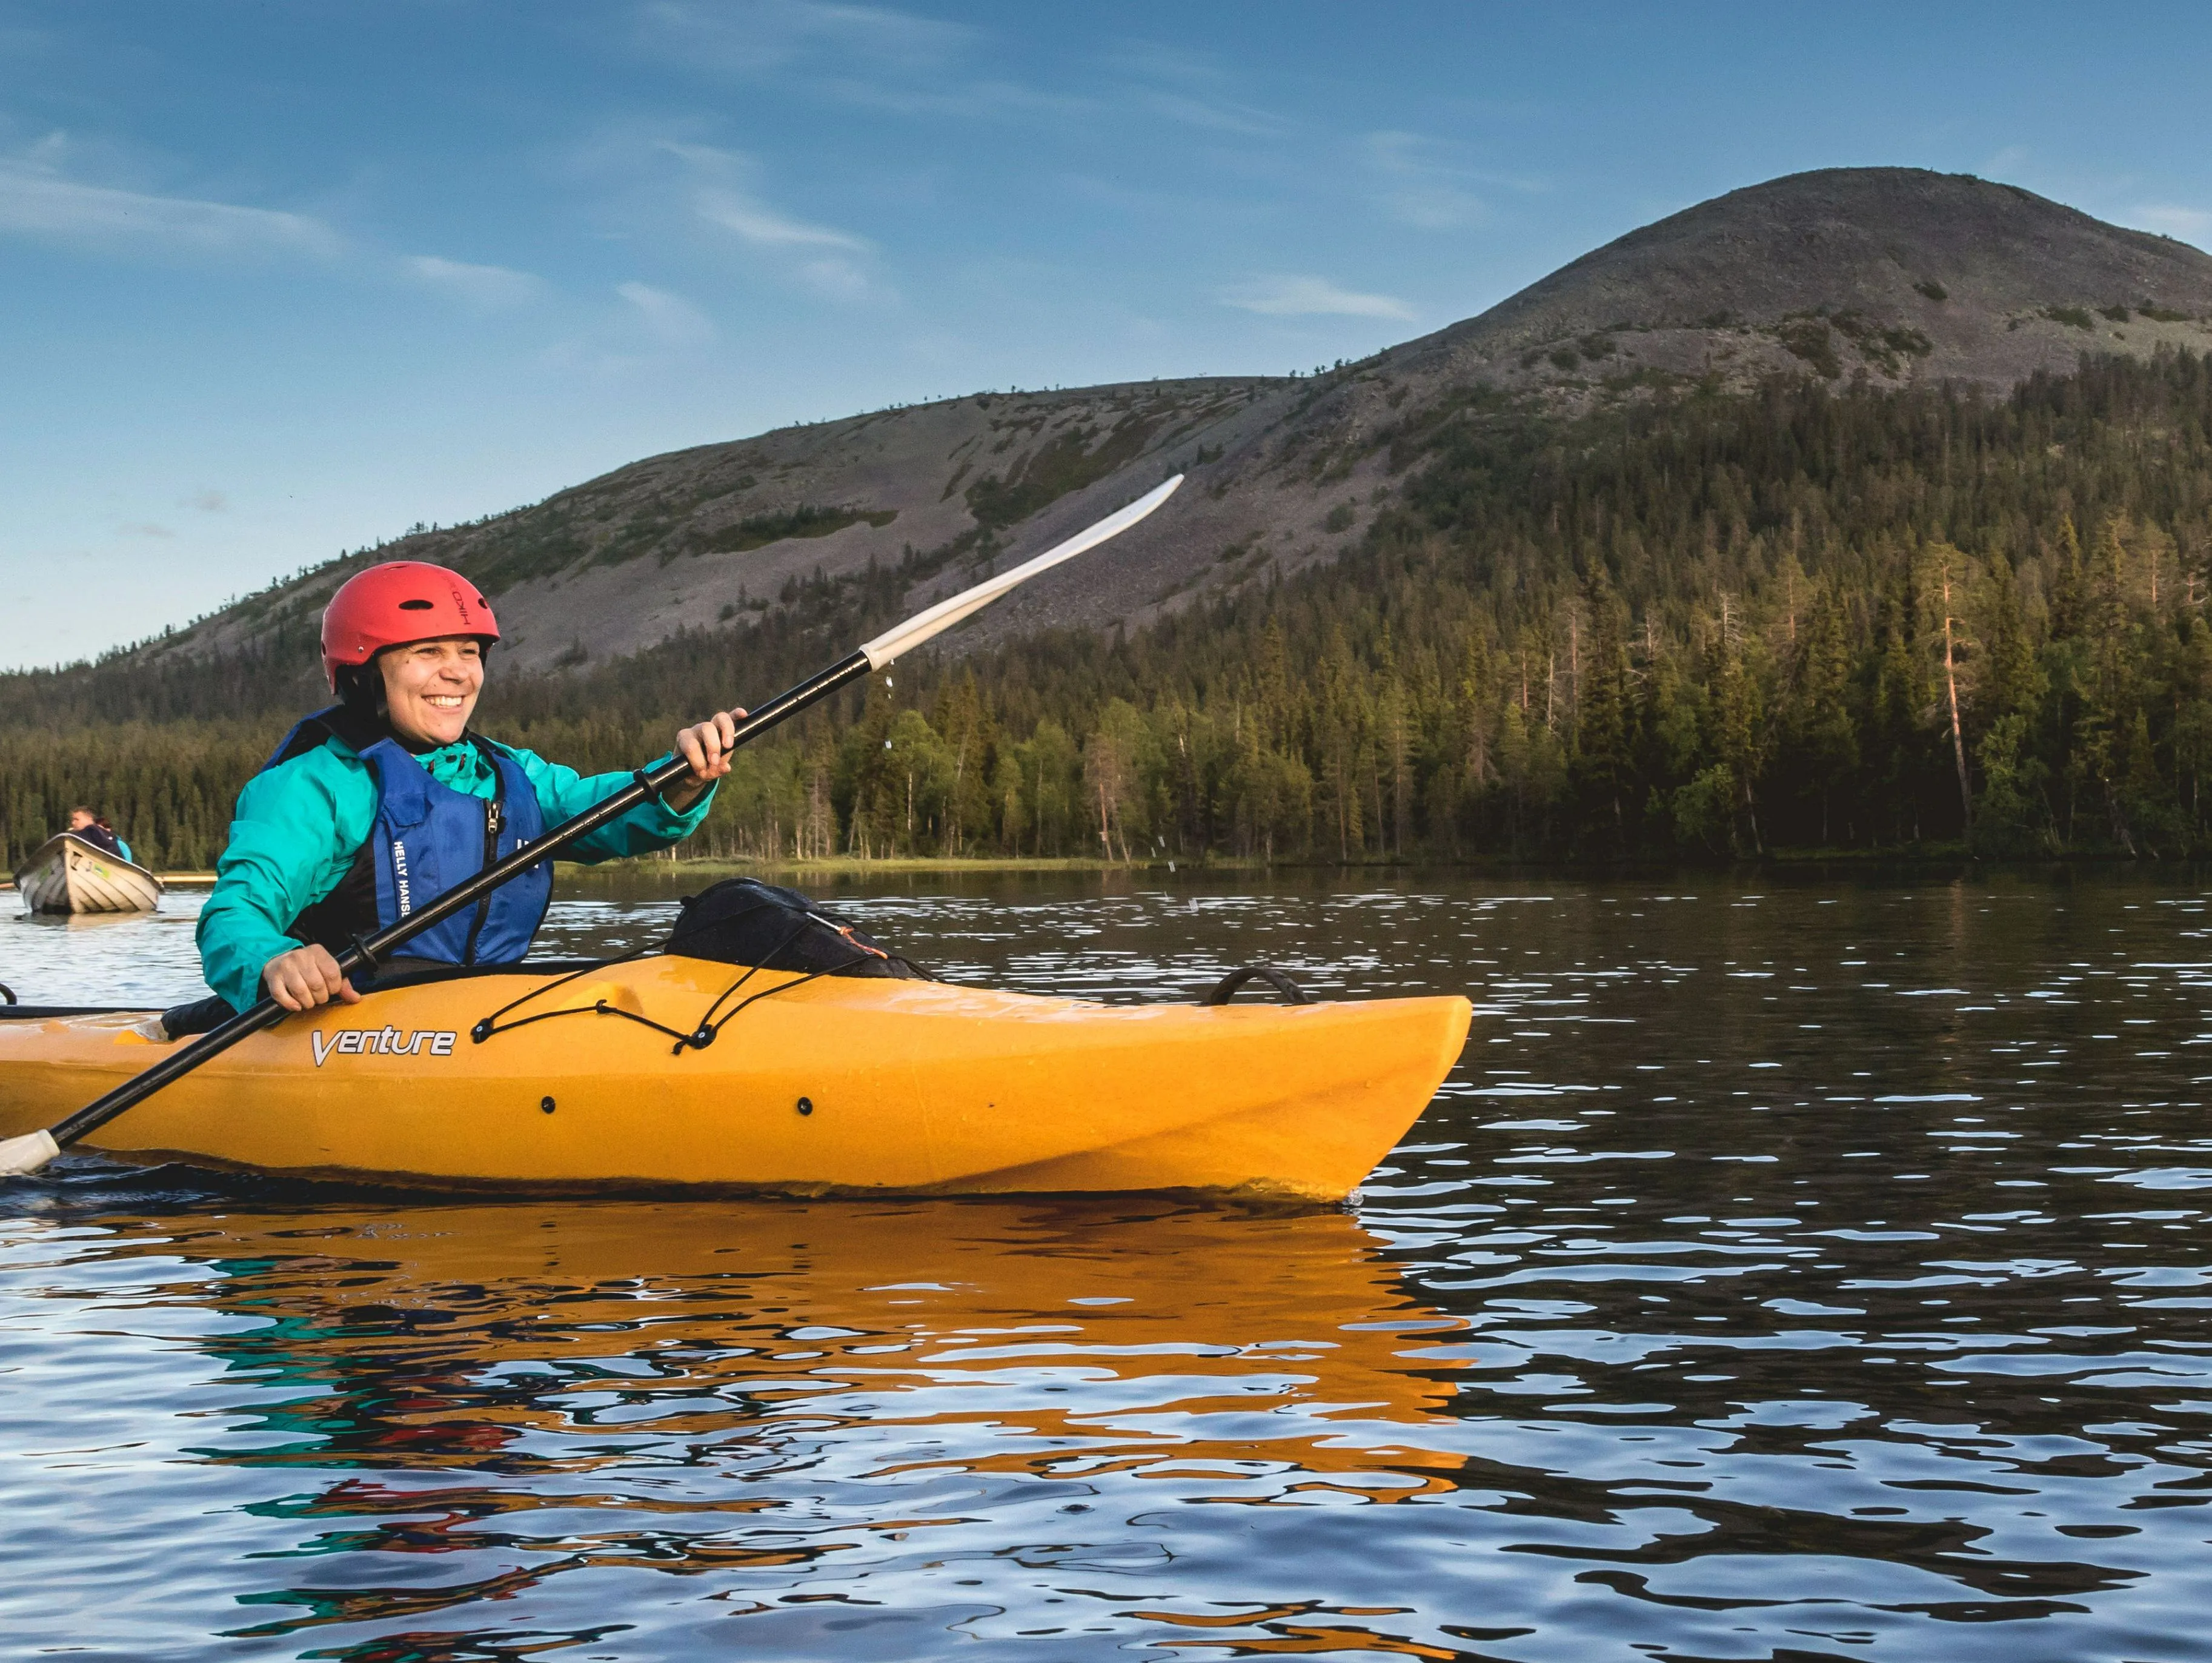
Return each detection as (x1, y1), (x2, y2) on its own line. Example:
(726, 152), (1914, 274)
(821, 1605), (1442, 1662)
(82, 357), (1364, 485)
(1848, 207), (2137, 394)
(9, 350), (2212, 870)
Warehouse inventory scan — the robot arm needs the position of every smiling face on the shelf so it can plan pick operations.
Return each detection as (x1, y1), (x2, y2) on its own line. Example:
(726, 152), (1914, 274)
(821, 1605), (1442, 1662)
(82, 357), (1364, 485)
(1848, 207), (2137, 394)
(377, 637), (485, 748)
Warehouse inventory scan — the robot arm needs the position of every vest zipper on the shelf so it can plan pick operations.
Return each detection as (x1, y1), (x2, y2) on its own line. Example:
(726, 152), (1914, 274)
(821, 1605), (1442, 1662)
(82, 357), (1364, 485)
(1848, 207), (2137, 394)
(462, 796), (502, 965)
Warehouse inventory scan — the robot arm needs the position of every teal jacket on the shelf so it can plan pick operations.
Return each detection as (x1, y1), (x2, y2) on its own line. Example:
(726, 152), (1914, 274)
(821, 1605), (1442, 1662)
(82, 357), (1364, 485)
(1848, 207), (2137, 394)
(197, 734), (714, 1012)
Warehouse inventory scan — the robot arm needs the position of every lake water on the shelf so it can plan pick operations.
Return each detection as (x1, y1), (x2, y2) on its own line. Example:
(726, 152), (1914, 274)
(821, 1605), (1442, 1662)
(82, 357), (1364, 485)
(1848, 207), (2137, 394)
(5, 870), (2212, 1660)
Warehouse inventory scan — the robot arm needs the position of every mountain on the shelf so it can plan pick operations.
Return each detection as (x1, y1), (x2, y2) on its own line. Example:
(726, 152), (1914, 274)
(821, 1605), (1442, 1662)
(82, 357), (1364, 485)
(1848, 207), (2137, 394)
(69, 167), (2212, 687)
(1409, 165), (2212, 396)
(16, 167), (2212, 870)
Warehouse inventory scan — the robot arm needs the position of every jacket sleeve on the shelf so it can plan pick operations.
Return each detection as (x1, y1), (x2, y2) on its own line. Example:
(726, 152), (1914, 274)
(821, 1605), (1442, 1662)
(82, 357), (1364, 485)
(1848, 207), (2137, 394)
(505, 748), (717, 862)
(195, 746), (376, 1013)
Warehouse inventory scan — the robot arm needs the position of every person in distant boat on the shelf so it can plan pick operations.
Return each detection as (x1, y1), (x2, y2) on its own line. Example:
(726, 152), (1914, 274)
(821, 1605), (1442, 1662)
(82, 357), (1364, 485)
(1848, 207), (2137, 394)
(66, 806), (131, 863)
(175, 560), (742, 1035)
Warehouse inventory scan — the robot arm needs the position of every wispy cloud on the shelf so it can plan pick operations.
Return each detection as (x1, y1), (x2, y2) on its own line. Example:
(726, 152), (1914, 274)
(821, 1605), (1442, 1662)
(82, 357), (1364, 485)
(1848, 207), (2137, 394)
(696, 188), (870, 251)
(0, 158), (343, 260)
(1107, 41), (1289, 138)
(1362, 131), (1495, 231)
(634, 0), (978, 76)
(405, 254), (544, 309)
(2131, 203), (2212, 243)
(633, 0), (1073, 121)
(179, 490), (227, 513)
(1220, 274), (1417, 322)
(0, 142), (554, 317)
(617, 279), (717, 345)
(1137, 89), (1286, 138)
(801, 257), (875, 300)
(117, 521), (174, 539)
(817, 74), (1078, 120)
(655, 140), (883, 297)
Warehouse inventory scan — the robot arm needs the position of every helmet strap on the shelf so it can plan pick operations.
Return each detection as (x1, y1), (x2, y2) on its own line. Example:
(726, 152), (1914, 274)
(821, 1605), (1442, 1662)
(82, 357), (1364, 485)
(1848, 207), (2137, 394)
(333, 662), (395, 748)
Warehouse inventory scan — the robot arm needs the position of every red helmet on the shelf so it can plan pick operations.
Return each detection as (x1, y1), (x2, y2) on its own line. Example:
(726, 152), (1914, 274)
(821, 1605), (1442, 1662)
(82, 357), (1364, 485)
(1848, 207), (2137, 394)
(320, 561), (500, 689)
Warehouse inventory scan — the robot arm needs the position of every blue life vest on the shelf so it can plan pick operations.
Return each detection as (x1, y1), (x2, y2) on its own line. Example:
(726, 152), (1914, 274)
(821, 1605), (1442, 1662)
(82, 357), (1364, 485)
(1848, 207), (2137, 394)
(262, 708), (551, 966)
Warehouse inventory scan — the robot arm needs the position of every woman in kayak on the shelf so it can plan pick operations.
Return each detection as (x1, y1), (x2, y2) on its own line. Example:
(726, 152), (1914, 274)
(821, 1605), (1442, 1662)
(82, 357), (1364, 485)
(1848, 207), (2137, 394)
(178, 560), (740, 1034)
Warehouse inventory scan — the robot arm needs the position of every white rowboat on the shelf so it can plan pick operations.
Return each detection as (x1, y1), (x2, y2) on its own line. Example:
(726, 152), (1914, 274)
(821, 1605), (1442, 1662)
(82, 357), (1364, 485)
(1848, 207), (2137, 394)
(12, 834), (163, 915)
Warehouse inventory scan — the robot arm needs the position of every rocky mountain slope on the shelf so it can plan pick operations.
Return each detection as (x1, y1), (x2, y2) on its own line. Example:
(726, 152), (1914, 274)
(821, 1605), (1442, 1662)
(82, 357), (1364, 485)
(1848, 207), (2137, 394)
(136, 168), (2212, 679)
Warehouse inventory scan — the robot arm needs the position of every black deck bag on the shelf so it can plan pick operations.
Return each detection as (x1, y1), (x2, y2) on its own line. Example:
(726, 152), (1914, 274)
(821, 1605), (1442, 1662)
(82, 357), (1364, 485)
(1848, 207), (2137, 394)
(663, 878), (928, 980)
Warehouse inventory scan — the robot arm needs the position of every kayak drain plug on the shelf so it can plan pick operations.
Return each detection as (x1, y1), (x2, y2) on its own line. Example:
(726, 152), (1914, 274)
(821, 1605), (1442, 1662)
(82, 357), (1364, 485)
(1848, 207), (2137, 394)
(541, 1097), (556, 1115)
(797, 1097), (814, 1117)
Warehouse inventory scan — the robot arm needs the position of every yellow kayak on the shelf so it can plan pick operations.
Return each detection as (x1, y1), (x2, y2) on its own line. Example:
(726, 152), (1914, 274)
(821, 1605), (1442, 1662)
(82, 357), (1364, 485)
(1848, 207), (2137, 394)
(0, 955), (1470, 1200)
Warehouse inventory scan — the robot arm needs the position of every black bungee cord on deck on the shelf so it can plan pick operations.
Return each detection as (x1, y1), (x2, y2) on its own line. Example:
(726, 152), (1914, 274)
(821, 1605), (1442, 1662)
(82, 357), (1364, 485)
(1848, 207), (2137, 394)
(467, 886), (904, 1055)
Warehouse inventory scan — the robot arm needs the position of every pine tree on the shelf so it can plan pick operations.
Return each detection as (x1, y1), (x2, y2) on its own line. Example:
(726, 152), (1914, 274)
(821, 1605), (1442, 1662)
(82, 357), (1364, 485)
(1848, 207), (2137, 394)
(1779, 584), (1857, 843)
(16, 353), (2212, 868)
(1571, 567), (1634, 851)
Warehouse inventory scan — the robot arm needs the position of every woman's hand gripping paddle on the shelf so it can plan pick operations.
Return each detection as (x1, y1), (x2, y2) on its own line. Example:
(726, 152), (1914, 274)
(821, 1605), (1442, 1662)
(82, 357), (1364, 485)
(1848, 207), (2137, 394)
(0, 474), (1182, 1177)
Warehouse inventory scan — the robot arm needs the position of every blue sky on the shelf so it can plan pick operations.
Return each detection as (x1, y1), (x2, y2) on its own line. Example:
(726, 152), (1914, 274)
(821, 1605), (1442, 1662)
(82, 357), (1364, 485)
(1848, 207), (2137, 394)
(5, 1), (2211, 668)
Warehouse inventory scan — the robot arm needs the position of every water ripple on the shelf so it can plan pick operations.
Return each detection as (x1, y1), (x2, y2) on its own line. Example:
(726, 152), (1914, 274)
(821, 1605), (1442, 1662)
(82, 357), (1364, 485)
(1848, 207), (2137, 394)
(6, 871), (2212, 1658)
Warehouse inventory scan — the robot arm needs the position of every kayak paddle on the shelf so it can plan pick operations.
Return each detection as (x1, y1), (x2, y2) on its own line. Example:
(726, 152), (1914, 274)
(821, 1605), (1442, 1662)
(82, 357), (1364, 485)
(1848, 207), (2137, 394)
(0, 473), (1182, 1177)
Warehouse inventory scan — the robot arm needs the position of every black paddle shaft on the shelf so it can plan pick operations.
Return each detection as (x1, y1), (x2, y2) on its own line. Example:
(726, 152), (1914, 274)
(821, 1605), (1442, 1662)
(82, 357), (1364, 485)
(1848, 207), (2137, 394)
(47, 648), (874, 1150)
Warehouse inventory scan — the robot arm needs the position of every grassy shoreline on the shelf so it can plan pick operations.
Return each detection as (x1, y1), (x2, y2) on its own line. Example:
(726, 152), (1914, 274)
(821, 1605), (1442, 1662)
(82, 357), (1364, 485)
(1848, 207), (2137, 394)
(23, 845), (2211, 888)
(542, 848), (2207, 880)
(553, 855), (1218, 877)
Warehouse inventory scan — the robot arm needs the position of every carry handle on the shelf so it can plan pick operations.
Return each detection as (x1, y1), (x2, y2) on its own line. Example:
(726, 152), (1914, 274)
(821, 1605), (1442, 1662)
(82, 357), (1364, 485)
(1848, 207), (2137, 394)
(1198, 964), (1312, 1006)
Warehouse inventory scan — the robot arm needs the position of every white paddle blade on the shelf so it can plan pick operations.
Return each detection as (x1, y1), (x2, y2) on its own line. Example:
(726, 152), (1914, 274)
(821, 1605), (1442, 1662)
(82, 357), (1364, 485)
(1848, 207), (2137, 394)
(861, 474), (1183, 669)
(0, 1128), (59, 1177)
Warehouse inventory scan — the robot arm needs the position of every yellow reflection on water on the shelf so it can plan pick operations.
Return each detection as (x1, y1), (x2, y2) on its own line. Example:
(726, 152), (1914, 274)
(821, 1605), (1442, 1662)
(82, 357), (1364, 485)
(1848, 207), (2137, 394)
(102, 1197), (1467, 1495)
